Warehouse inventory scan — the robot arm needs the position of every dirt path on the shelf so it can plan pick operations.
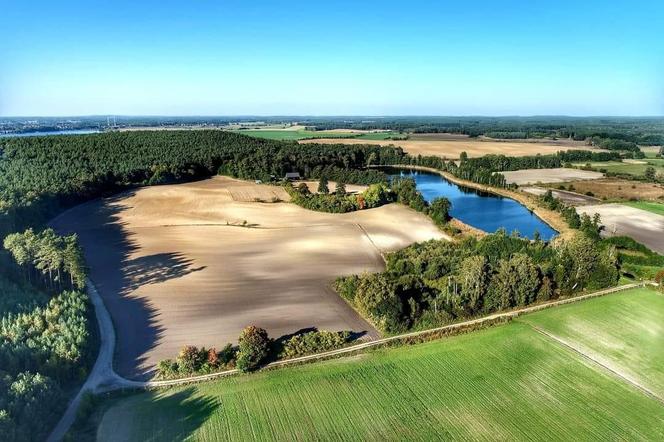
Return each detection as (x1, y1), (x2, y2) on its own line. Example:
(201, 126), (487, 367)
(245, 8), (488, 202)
(529, 325), (664, 406)
(48, 280), (649, 440)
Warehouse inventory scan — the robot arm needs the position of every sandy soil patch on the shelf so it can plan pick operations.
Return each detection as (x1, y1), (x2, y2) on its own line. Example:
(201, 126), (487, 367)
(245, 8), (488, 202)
(577, 204), (664, 253)
(502, 168), (604, 185)
(300, 138), (595, 159)
(520, 187), (600, 206)
(546, 179), (664, 201)
(51, 176), (444, 380)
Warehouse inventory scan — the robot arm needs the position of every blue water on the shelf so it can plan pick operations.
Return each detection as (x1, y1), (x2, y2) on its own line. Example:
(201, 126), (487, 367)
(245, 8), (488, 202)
(0, 129), (100, 138)
(390, 169), (557, 240)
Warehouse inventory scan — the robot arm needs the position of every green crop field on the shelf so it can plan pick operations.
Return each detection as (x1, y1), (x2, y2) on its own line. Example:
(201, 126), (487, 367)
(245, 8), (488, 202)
(92, 287), (664, 441)
(624, 200), (664, 216)
(573, 159), (664, 176)
(520, 287), (664, 397)
(232, 129), (403, 141)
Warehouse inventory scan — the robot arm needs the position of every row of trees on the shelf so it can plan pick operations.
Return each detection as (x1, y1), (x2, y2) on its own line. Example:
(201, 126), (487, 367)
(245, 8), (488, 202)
(539, 190), (602, 237)
(0, 228), (90, 441)
(158, 327), (354, 379)
(303, 116), (664, 146)
(286, 177), (451, 227)
(3, 229), (86, 290)
(157, 325), (271, 378)
(335, 231), (619, 333)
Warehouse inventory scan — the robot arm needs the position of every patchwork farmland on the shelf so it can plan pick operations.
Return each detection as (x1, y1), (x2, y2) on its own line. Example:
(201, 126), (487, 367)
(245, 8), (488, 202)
(94, 288), (664, 441)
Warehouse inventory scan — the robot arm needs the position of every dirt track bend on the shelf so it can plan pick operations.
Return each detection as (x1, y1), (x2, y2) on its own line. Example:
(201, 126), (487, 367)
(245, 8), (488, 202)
(48, 280), (651, 441)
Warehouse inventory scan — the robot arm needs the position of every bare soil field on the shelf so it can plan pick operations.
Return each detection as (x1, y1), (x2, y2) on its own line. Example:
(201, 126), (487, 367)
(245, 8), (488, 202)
(520, 186), (600, 206)
(502, 168), (604, 185)
(577, 203), (664, 254)
(300, 137), (594, 159)
(50, 177), (444, 380)
(546, 178), (664, 202)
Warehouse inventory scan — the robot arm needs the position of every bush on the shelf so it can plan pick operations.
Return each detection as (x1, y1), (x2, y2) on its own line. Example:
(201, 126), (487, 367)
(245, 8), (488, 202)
(236, 326), (270, 372)
(281, 330), (352, 358)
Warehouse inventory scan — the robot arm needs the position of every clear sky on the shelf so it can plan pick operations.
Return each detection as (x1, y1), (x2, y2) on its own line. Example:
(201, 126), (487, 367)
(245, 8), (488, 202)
(1, 0), (663, 116)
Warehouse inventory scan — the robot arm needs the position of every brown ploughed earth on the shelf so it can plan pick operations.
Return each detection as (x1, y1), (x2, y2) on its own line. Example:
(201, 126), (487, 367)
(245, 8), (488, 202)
(501, 168), (604, 185)
(300, 136), (593, 159)
(577, 203), (664, 254)
(50, 176), (445, 380)
(546, 178), (664, 201)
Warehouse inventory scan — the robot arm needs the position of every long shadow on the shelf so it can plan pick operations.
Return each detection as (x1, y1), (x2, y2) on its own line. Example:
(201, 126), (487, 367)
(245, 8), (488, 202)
(51, 190), (205, 380)
(102, 387), (219, 441)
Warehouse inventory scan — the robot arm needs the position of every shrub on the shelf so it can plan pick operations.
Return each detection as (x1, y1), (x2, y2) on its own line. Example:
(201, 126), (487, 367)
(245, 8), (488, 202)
(281, 330), (352, 358)
(236, 326), (270, 372)
(176, 345), (205, 374)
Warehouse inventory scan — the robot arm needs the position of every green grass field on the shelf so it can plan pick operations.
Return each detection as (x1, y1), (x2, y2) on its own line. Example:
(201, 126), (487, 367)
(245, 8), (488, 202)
(624, 200), (664, 216)
(573, 158), (664, 177)
(232, 129), (403, 141)
(520, 287), (664, 397)
(92, 287), (664, 441)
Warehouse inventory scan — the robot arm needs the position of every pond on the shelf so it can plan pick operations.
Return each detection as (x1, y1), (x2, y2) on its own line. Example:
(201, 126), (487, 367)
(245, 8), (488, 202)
(388, 168), (557, 240)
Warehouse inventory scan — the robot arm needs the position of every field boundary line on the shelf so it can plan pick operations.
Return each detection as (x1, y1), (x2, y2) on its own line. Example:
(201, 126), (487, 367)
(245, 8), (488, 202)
(529, 325), (664, 406)
(143, 281), (647, 388)
(48, 279), (649, 440)
(355, 223), (386, 263)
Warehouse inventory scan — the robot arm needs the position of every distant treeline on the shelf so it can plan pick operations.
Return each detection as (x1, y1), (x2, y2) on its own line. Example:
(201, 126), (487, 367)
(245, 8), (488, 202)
(393, 149), (622, 188)
(299, 116), (664, 146)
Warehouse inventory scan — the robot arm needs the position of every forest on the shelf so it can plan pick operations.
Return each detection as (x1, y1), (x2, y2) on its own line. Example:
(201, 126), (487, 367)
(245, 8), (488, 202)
(335, 231), (619, 334)
(0, 130), (406, 236)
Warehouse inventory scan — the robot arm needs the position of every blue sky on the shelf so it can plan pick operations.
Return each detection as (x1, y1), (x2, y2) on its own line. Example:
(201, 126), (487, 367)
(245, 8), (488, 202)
(1, 0), (663, 116)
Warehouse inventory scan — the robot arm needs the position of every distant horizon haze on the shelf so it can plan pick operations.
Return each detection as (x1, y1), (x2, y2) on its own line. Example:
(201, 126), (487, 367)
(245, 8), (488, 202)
(2, 0), (663, 116)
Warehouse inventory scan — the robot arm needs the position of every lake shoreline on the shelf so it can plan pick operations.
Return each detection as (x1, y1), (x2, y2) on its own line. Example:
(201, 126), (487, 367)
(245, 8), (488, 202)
(376, 164), (571, 239)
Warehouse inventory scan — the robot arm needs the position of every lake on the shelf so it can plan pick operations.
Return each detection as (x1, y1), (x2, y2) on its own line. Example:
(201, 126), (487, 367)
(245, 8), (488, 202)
(0, 129), (101, 138)
(389, 168), (557, 240)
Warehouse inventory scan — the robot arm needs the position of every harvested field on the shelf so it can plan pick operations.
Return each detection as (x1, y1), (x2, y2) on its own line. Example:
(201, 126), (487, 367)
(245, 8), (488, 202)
(520, 186), (600, 206)
(94, 289), (664, 441)
(300, 137), (595, 159)
(547, 178), (664, 201)
(502, 168), (604, 185)
(50, 176), (444, 379)
(577, 203), (664, 253)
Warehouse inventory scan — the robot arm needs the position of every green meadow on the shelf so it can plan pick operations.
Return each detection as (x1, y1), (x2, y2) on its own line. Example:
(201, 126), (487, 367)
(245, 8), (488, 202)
(92, 287), (664, 441)
(574, 158), (664, 176)
(624, 200), (664, 216)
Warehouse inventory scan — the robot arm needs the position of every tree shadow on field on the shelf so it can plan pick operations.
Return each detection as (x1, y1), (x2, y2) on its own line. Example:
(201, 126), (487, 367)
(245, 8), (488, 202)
(51, 190), (206, 381)
(122, 388), (220, 442)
